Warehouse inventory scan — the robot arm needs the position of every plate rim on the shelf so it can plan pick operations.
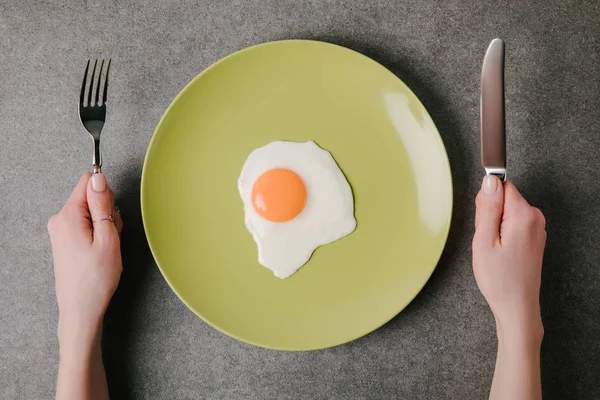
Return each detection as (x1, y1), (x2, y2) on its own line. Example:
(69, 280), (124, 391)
(140, 39), (454, 351)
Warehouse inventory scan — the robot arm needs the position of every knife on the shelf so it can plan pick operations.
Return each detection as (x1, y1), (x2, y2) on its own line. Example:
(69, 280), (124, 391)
(480, 38), (507, 182)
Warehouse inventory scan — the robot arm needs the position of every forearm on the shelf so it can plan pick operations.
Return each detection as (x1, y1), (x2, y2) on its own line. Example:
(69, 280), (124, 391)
(56, 318), (109, 400)
(489, 318), (544, 400)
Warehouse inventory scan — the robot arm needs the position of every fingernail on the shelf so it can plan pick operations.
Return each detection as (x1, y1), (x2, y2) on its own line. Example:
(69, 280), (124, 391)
(483, 175), (498, 195)
(91, 173), (107, 192)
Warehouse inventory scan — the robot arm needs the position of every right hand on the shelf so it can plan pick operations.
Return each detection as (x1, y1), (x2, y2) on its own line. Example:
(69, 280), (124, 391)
(472, 176), (546, 339)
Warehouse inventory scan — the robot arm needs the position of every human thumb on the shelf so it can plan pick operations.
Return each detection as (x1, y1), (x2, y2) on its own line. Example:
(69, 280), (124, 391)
(474, 175), (504, 246)
(87, 173), (118, 244)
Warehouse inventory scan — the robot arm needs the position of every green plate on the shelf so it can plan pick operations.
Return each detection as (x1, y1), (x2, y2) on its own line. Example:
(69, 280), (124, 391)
(141, 40), (452, 350)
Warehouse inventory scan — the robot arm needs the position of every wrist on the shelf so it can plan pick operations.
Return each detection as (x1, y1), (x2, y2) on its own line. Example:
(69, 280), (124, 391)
(495, 314), (544, 349)
(58, 315), (103, 360)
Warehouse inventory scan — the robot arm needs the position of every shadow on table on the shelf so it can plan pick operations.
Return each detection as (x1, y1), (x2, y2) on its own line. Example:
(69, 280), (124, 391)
(306, 34), (473, 318)
(520, 154), (597, 396)
(102, 174), (154, 399)
(520, 168), (578, 399)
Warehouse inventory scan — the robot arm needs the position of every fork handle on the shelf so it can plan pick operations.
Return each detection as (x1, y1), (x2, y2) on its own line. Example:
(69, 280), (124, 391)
(92, 138), (102, 174)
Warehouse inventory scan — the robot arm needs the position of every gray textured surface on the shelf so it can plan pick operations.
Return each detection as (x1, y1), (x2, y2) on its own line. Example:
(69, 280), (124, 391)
(1, 1), (599, 399)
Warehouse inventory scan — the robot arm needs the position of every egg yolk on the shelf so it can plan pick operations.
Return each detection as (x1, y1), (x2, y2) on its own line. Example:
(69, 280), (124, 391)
(251, 168), (307, 222)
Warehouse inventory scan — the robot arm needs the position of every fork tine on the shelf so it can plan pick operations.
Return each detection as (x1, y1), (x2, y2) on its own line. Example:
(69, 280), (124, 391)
(95, 60), (104, 106)
(102, 59), (112, 105)
(87, 59), (97, 107)
(80, 60), (90, 106)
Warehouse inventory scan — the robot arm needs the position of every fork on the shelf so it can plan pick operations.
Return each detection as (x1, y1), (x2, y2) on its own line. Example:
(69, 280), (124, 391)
(79, 59), (111, 174)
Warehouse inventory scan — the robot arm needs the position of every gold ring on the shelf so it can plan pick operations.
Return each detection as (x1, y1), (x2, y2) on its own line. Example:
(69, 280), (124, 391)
(93, 215), (114, 223)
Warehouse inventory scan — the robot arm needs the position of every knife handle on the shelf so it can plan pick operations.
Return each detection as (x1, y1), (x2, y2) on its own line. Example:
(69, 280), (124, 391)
(485, 167), (507, 182)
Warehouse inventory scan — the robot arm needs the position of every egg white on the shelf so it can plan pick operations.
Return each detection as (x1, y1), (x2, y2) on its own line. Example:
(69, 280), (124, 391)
(238, 141), (356, 279)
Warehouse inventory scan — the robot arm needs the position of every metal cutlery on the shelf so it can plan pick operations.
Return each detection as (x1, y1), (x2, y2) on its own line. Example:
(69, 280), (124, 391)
(79, 59), (111, 174)
(480, 39), (506, 181)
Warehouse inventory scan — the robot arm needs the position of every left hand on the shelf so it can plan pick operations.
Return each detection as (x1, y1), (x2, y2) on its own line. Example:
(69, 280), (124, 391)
(48, 173), (124, 342)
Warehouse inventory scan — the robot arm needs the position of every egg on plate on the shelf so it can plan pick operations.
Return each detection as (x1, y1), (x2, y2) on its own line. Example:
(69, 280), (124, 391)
(237, 141), (356, 278)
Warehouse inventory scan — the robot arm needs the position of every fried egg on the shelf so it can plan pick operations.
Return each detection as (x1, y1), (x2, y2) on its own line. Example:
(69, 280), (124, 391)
(238, 141), (356, 279)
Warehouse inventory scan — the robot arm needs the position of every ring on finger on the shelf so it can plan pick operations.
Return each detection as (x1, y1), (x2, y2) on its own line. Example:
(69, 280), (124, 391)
(93, 214), (114, 223)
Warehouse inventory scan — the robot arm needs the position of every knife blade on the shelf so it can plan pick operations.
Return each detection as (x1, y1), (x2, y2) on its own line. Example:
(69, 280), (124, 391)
(480, 38), (507, 181)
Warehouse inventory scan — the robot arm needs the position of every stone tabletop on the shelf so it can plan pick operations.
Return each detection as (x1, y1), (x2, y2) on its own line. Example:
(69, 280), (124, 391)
(1, 1), (599, 399)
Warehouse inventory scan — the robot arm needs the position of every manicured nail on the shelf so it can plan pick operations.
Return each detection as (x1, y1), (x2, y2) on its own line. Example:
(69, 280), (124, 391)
(91, 173), (107, 192)
(483, 175), (498, 195)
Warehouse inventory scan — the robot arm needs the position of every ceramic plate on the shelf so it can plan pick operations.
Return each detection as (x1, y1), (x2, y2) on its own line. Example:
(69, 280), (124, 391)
(141, 40), (452, 350)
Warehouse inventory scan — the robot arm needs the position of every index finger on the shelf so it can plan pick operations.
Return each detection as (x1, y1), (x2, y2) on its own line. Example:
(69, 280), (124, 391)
(64, 173), (91, 209)
(501, 180), (530, 221)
